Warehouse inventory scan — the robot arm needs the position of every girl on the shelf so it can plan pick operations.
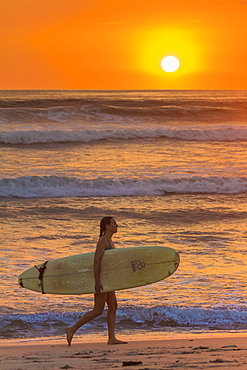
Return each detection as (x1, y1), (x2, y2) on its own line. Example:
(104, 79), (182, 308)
(66, 217), (127, 345)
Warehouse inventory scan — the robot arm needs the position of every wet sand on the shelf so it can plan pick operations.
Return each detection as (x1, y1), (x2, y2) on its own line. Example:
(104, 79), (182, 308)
(0, 335), (246, 369)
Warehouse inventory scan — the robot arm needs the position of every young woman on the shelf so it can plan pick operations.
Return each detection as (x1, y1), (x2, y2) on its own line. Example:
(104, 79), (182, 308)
(66, 217), (127, 345)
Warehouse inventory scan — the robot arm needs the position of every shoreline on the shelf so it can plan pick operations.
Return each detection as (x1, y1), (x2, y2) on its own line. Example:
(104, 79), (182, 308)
(1, 330), (247, 345)
(1, 334), (246, 369)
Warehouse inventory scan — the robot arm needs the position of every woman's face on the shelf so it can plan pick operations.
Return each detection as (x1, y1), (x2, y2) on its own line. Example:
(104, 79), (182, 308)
(107, 218), (118, 234)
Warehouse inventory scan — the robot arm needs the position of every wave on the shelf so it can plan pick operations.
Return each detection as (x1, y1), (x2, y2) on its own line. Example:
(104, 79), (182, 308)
(1, 98), (247, 125)
(0, 175), (246, 198)
(1, 305), (246, 339)
(0, 105), (245, 125)
(1, 125), (247, 144)
(0, 104), (233, 121)
(1, 91), (246, 127)
(118, 304), (247, 329)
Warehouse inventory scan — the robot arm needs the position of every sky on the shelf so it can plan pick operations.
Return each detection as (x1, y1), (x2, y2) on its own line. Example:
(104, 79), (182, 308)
(1, 0), (247, 90)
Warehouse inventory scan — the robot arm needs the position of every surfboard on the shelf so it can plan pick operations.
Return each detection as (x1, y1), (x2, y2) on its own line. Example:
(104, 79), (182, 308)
(18, 246), (180, 295)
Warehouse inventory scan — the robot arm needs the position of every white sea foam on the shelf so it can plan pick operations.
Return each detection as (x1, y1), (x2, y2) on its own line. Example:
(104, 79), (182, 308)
(118, 304), (247, 328)
(0, 175), (246, 198)
(0, 125), (247, 144)
(1, 305), (246, 339)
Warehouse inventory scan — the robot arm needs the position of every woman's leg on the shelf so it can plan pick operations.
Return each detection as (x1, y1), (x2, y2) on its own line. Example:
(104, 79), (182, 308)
(106, 291), (127, 344)
(66, 292), (106, 346)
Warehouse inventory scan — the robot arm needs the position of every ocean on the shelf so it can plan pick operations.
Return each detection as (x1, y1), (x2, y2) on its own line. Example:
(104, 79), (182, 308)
(0, 90), (246, 343)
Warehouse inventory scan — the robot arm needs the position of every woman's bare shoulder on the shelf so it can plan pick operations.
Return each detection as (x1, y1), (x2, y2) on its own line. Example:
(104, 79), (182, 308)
(96, 235), (108, 249)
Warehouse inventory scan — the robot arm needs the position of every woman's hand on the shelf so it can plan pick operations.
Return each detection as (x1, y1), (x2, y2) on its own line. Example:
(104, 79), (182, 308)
(95, 281), (103, 294)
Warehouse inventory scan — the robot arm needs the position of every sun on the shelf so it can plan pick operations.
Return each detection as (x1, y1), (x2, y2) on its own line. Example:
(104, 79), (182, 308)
(161, 56), (180, 72)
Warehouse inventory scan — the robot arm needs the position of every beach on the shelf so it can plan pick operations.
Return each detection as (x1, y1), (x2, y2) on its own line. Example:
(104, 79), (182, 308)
(1, 334), (247, 369)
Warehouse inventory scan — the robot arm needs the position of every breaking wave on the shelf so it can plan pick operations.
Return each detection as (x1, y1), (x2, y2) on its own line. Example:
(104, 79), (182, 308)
(0, 175), (246, 198)
(1, 125), (247, 144)
(1, 304), (246, 339)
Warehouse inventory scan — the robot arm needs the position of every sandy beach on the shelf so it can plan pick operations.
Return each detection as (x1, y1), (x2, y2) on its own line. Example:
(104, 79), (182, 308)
(0, 335), (246, 370)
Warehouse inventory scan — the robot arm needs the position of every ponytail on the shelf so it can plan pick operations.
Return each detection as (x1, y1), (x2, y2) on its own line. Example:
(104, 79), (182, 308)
(100, 217), (113, 238)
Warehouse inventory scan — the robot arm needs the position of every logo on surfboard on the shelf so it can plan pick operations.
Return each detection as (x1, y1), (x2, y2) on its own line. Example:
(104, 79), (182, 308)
(131, 259), (146, 272)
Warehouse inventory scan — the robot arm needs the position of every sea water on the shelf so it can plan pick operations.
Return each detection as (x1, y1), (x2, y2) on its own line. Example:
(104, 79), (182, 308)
(0, 90), (246, 341)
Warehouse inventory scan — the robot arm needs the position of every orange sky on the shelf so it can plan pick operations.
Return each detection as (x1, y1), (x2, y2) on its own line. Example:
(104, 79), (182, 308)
(1, 0), (247, 89)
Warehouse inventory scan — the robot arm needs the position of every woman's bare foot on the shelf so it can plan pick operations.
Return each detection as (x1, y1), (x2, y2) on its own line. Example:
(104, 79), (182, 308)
(108, 338), (128, 345)
(66, 327), (74, 346)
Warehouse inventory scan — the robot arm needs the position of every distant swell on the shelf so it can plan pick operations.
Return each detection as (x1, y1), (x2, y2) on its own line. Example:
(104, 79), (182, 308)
(1, 125), (247, 144)
(0, 175), (246, 198)
(1, 92), (247, 125)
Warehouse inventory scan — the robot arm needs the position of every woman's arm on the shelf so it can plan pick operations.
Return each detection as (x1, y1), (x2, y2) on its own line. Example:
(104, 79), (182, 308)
(94, 237), (108, 293)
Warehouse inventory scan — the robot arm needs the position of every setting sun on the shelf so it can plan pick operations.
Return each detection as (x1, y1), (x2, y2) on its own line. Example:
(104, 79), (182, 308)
(161, 56), (180, 72)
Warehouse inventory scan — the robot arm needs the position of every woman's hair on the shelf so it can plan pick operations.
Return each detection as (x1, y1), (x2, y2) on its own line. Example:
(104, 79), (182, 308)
(100, 216), (113, 238)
